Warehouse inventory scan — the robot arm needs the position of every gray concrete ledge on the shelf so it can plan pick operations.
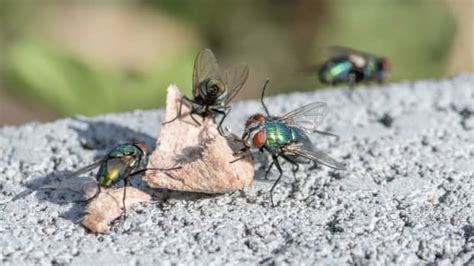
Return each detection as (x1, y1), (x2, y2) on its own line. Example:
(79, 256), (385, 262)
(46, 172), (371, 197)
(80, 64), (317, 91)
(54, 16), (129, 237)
(0, 75), (473, 265)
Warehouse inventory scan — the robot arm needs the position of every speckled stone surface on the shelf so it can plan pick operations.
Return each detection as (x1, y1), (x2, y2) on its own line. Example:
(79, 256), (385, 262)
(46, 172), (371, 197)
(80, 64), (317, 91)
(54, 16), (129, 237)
(0, 75), (473, 265)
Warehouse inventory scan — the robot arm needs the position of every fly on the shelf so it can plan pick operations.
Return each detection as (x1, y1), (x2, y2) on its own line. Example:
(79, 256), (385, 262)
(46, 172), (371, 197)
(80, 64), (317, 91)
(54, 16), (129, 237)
(163, 48), (249, 134)
(236, 80), (346, 206)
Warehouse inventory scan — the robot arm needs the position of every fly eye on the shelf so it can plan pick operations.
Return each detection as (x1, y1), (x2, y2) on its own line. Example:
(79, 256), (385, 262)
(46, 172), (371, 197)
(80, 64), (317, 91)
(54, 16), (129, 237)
(245, 118), (253, 128)
(382, 59), (390, 70)
(132, 142), (148, 154)
(245, 117), (257, 128)
(211, 85), (219, 93)
(206, 79), (225, 95)
(245, 114), (265, 128)
(252, 131), (266, 148)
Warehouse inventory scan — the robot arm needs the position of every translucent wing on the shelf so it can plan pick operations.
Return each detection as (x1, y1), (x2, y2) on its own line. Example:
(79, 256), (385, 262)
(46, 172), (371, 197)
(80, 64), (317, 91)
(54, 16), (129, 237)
(322, 46), (373, 58)
(65, 159), (105, 179)
(193, 49), (219, 96)
(65, 154), (136, 179)
(101, 157), (135, 181)
(288, 143), (346, 170)
(222, 63), (249, 105)
(322, 46), (370, 68)
(280, 102), (327, 133)
(299, 64), (323, 75)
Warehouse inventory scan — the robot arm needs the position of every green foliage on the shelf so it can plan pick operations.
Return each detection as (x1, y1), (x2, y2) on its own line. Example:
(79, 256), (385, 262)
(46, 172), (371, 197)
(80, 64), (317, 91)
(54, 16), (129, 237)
(1, 0), (458, 120)
(316, 0), (456, 81)
(5, 41), (193, 116)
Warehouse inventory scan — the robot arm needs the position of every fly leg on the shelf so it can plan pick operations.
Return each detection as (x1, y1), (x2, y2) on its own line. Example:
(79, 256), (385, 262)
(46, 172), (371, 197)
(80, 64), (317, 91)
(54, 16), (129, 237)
(121, 178), (129, 220)
(86, 183), (102, 202)
(128, 166), (182, 185)
(162, 97), (185, 125)
(264, 161), (275, 180)
(280, 155), (302, 201)
(213, 106), (231, 135)
(312, 130), (340, 140)
(348, 73), (356, 90)
(65, 183), (101, 203)
(129, 166), (182, 177)
(348, 72), (364, 102)
(189, 109), (202, 127)
(230, 138), (252, 163)
(347, 73), (357, 100)
(281, 155), (299, 181)
(162, 96), (194, 125)
(96, 183), (102, 198)
(230, 150), (250, 163)
(291, 164), (299, 181)
(269, 155), (283, 207)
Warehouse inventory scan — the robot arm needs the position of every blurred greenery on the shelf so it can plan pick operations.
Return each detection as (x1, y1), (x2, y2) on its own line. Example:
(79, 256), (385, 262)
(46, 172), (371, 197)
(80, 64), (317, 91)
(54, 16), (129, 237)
(0, 0), (464, 124)
(5, 40), (193, 116)
(316, 0), (456, 81)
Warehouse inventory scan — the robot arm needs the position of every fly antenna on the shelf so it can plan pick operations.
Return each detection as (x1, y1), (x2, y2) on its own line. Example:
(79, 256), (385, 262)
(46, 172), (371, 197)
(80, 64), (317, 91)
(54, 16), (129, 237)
(261, 79), (270, 116)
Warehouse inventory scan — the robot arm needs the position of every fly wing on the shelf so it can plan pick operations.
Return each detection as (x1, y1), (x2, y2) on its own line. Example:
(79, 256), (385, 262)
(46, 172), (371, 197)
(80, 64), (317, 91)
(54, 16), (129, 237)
(96, 155), (138, 186)
(322, 46), (369, 68)
(222, 63), (249, 105)
(288, 142), (346, 170)
(193, 49), (219, 97)
(108, 155), (137, 172)
(65, 154), (136, 179)
(280, 102), (327, 133)
(103, 156), (135, 179)
(300, 63), (323, 75)
(65, 159), (106, 179)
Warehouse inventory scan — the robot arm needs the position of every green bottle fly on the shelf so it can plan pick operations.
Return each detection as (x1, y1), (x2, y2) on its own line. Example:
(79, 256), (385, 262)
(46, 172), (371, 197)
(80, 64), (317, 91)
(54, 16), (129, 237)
(238, 80), (346, 206)
(316, 46), (390, 86)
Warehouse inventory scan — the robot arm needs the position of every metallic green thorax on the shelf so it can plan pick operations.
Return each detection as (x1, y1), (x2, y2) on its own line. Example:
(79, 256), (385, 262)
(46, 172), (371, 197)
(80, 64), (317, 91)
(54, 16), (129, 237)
(96, 144), (143, 187)
(264, 119), (303, 150)
(319, 58), (353, 84)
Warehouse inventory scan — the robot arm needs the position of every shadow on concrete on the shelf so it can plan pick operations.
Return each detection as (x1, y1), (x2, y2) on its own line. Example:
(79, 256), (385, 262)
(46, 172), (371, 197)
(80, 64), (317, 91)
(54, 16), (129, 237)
(10, 118), (279, 222)
(69, 118), (156, 155)
(11, 169), (88, 223)
(11, 118), (159, 223)
(154, 189), (226, 204)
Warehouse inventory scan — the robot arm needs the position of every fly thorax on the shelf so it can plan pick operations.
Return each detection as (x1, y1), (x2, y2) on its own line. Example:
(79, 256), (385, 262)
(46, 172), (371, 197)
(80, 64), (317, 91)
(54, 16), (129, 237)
(199, 78), (227, 103)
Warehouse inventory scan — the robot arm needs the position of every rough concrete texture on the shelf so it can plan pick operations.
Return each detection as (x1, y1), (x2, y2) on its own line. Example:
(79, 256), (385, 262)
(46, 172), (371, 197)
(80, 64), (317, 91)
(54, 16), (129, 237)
(0, 75), (473, 265)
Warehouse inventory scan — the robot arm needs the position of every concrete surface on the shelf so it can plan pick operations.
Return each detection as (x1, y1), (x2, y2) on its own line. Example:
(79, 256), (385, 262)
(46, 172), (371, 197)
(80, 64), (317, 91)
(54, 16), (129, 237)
(0, 75), (473, 265)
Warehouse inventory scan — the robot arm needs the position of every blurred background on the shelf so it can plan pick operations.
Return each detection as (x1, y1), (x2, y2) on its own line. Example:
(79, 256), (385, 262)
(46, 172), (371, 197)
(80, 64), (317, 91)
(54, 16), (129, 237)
(0, 0), (472, 126)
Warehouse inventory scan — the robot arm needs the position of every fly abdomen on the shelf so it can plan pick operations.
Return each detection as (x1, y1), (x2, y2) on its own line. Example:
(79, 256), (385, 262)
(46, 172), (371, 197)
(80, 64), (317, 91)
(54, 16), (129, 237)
(319, 57), (353, 84)
(96, 163), (123, 187)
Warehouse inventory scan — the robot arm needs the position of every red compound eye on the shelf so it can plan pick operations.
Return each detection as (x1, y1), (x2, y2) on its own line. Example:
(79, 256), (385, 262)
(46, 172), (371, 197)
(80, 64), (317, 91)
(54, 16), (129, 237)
(252, 130), (266, 148)
(245, 114), (265, 128)
(132, 141), (148, 154)
(382, 58), (391, 71)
